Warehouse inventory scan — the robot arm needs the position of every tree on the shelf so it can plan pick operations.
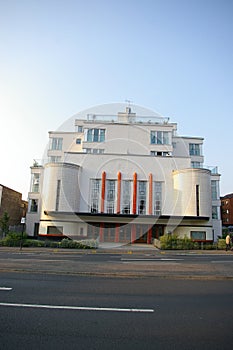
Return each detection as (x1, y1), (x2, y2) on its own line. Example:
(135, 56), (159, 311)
(0, 211), (10, 238)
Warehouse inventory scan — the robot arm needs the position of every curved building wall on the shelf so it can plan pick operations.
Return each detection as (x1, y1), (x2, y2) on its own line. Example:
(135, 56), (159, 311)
(41, 163), (80, 214)
(172, 168), (212, 217)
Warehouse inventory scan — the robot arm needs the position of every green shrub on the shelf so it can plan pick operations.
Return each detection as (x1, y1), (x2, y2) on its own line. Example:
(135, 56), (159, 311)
(160, 234), (196, 250)
(0, 232), (27, 247)
(160, 234), (220, 250)
(0, 233), (99, 249)
(22, 240), (45, 247)
(217, 239), (226, 250)
(59, 238), (98, 249)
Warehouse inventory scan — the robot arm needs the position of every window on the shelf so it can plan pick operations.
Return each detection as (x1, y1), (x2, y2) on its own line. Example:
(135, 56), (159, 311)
(151, 131), (170, 145)
(49, 156), (61, 163)
(212, 206), (218, 219)
(138, 181), (147, 214)
(153, 182), (162, 216)
(29, 199), (38, 213)
(211, 180), (218, 200)
(121, 181), (131, 214)
(55, 180), (61, 211)
(106, 180), (116, 214)
(77, 126), (83, 132)
(51, 138), (63, 150)
(47, 226), (63, 235)
(90, 179), (101, 213)
(83, 148), (104, 154)
(189, 143), (201, 156)
(191, 162), (202, 168)
(76, 138), (81, 144)
(191, 231), (206, 240)
(150, 151), (171, 156)
(196, 185), (200, 216)
(32, 174), (40, 192)
(85, 128), (105, 142)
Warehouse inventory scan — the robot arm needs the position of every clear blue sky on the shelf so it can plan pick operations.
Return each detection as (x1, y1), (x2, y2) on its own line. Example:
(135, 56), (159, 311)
(0, 0), (232, 199)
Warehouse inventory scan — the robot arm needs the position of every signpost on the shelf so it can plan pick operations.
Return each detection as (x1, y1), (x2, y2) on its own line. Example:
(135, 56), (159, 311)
(20, 217), (26, 251)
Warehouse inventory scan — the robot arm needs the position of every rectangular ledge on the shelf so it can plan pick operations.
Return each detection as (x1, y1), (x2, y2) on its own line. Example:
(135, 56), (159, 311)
(45, 211), (209, 221)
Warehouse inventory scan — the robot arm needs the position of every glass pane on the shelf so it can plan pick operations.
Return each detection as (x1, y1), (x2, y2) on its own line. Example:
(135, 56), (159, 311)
(150, 131), (156, 144)
(87, 129), (93, 142)
(156, 131), (162, 144)
(100, 129), (105, 142)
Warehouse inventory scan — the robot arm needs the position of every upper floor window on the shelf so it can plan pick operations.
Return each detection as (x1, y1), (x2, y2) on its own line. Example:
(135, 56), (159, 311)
(49, 156), (61, 163)
(89, 179), (101, 213)
(211, 180), (219, 200)
(189, 143), (201, 156)
(31, 174), (40, 192)
(151, 131), (170, 145)
(51, 138), (63, 150)
(106, 180), (116, 214)
(151, 151), (171, 157)
(29, 199), (38, 213)
(77, 126), (83, 132)
(138, 181), (147, 215)
(212, 206), (218, 220)
(121, 181), (132, 214)
(85, 128), (105, 142)
(153, 182), (162, 216)
(83, 148), (104, 154)
(191, 161), (202, 168)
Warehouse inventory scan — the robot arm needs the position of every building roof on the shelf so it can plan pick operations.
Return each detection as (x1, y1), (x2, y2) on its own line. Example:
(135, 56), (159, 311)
(57, 103), (171, 131)
(221, 193), (233, 200)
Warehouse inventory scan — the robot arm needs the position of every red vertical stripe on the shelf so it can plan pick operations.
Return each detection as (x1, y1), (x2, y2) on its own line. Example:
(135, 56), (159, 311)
(117, 171), (121, 214)
(147, 227), (152, 244)
(148, 173), (153, 215)
(132, 172), (137, 214)
(101, 171), (106, 213)
(99, 223), (104, 242)
(131, 224), (136, 243)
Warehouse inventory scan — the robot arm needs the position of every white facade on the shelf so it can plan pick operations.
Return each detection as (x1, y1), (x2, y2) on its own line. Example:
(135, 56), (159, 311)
(26, 103), (222, 243)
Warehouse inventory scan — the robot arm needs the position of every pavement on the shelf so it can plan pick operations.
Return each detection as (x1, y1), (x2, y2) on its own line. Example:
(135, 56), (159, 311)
(0, 244), (233, 280)
(0, 243), (232, 255)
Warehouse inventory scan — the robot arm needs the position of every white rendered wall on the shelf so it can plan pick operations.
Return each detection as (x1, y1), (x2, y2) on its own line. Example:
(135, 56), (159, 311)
(41, 163), (80, 217)
(65, 152), (190, 214)
(172, 168), (212, 217)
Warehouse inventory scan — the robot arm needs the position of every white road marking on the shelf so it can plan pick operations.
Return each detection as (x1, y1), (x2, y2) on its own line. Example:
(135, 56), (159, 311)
(161, 258), (183, 261)
(0, 302), (154, 313)
(0, 287), (12, 291)
(121, 258), (183, 262)
(211, 261), (233, 263)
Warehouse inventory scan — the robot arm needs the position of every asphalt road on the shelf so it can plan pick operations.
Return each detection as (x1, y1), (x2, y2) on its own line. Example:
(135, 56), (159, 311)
(0, 248), (233, 349)
(0, 247), (233, 279)
(0, 272), (233, 350)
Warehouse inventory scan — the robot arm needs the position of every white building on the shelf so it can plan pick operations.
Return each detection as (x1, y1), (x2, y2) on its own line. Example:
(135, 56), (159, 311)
(26, 103), (221, 244)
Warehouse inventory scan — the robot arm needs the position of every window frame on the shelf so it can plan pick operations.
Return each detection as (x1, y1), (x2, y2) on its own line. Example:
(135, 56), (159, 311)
(51, 137), (63, 150)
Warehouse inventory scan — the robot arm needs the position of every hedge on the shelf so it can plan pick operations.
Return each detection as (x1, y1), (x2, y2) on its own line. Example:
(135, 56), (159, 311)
(0, 232), (98, 249)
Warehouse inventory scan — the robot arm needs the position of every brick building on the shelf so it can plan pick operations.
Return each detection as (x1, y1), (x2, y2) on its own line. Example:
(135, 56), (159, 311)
(221, 193), (233, 230)
(0, 185), (28, 226)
